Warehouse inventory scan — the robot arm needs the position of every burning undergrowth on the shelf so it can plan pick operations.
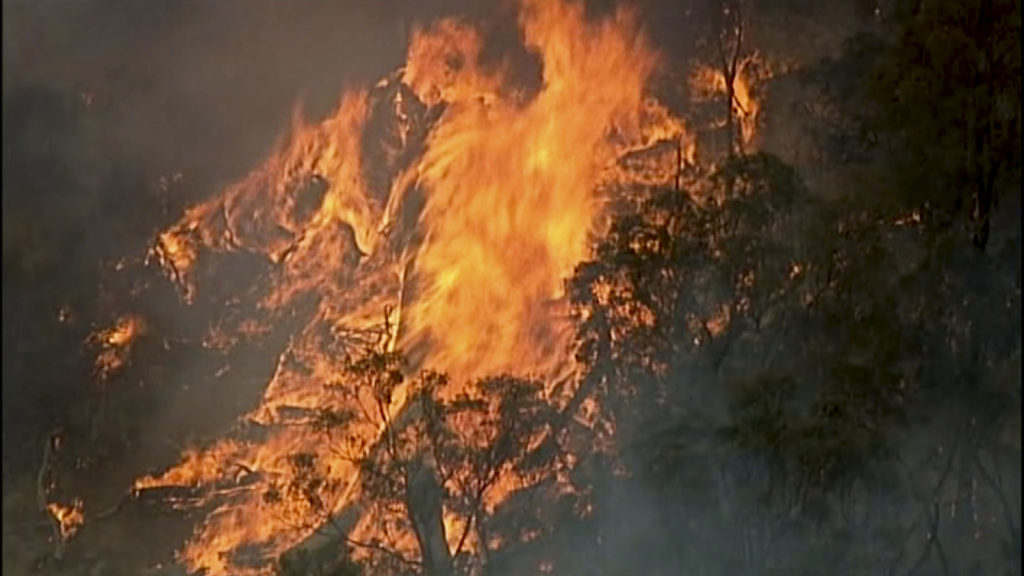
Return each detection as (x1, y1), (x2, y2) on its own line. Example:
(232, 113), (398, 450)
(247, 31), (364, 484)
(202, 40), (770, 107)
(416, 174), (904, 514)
(43, 0), (722, 573)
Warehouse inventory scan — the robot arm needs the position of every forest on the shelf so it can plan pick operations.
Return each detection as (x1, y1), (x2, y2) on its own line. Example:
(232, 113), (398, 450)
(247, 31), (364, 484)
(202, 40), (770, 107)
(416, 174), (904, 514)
(2, 0), (1020, 575)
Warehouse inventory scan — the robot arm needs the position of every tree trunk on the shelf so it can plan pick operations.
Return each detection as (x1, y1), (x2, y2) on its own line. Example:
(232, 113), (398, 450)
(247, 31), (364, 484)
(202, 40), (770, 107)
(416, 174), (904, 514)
(407, 456), (453, 576)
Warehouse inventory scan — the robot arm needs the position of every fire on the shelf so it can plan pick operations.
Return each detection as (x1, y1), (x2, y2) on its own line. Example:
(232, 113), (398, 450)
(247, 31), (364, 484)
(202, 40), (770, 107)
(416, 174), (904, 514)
(400, 0), (656, 380)
(403, 19), (502, 108)
(90, 314), (146, 381)
(47, 499), (85, 541)
(689, 52), (766, 150)
(131, 0), (690, 573)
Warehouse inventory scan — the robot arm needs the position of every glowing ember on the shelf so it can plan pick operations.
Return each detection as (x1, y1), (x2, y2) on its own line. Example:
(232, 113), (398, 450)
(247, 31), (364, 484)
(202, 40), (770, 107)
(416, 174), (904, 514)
(47, 499), (85, 541)
(90, 314), (146, 382)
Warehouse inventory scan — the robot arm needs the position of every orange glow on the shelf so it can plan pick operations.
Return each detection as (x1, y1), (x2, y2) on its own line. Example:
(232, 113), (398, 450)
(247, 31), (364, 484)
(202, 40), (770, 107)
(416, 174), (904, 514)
(689, 52), (765, 151)
(90, 314), (146, 382)
(133, 1), (691, 573)
(47, 499), (85, 541)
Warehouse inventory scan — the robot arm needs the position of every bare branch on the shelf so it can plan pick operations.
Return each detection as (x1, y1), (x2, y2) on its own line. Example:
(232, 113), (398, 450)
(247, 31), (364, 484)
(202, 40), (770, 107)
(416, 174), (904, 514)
(452, 513), (474, 560)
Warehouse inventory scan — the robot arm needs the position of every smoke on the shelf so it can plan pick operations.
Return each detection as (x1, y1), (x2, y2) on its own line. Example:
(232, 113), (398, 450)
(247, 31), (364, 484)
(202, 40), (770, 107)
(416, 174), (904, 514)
(1, 1), (886, 574)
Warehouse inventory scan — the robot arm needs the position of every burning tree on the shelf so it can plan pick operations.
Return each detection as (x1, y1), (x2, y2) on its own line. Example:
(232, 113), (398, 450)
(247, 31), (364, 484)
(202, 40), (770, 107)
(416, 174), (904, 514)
(122, 1), (686, 573)
(8, 0), (1017, 574)
(568, 141), (1020, 574)
(260, 325), (559, 576)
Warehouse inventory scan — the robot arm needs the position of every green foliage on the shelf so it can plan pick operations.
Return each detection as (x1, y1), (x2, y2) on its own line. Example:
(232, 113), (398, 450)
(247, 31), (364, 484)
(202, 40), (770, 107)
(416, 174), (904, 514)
(806, 0), (1022, 246)
(570, 153), (814, 428)
(567, 125), (1020, 573)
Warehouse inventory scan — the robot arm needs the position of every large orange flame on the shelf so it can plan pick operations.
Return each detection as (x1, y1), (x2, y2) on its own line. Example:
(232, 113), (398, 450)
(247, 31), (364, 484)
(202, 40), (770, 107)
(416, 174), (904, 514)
(400, 0), (655, 380)
(133, 1), (690, 573)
